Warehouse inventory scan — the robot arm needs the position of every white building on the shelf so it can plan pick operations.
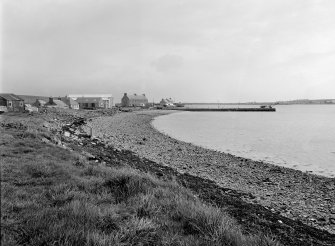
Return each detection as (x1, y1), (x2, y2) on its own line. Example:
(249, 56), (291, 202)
(160, 98), (175, 107)
(67, 94), (114, 109)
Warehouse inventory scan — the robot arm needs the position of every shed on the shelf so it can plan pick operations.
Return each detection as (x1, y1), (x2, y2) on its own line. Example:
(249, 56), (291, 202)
(0, 93), (25, 112)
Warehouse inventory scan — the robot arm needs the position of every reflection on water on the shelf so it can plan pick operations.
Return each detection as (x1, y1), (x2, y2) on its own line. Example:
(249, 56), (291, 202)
(152, 105), (335, 177)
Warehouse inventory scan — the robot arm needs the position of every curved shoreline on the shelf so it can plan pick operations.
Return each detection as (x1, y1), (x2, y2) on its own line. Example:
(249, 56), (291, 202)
(88, 110), (335, 234)
(152, 111), (335, 178)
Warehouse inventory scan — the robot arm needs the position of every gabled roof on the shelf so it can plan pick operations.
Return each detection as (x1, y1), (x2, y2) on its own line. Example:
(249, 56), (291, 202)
(61, 97), (79, 105)
(53, 100), (68, 107)
(18, 95), (49, 104)
(67, 98), (79, 105)
(45, 99), (68, 108)
(0, 93), (24, 101)
(128, 94), (148, 100)
(161, 98), (174, 104)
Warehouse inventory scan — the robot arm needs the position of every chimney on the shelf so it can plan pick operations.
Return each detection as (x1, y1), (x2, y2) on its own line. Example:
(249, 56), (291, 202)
(49, 97), (54, 104)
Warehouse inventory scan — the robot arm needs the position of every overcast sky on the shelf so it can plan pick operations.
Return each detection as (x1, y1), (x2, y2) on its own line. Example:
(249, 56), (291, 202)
(1, 0), (335, 103)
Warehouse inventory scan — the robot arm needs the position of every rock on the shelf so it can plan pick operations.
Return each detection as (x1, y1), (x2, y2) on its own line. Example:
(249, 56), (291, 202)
(64, 131), (71, 137)
(41, 137), (50, 144)
(81, 151), (95, 160)
(262, 177), (271, 182)
(42, 122), (50, 128)
(52, 136), (62, 145)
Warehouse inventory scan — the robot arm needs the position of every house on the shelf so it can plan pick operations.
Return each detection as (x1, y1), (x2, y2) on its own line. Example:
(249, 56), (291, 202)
(32, 99), (47, 108)
(75, 97), (105, 109)
(121, 93), (148, 107)
(67, 94), (114, 109)
(0, 93), (25, 112)
(160, 98), (175, 107)
(44, 97), (69, 108)
(61, 96), (79, 109)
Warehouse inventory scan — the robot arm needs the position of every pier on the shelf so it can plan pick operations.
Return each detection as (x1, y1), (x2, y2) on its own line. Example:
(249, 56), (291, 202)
(168, 107), (276, 112)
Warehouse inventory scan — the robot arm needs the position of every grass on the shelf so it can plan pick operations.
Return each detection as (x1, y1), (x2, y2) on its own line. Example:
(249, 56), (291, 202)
(0, 121), (281, 246)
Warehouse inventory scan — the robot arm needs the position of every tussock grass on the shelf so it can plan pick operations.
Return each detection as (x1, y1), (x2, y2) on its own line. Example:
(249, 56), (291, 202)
(1, 127), (281, 246)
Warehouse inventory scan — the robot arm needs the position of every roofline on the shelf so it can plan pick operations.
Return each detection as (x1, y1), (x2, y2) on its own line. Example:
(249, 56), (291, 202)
(67, 94), (113, 98)
(0, 93), (24, 101)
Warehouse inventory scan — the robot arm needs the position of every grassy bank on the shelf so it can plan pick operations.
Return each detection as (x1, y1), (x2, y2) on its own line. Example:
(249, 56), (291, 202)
(0, 114), (280, 245)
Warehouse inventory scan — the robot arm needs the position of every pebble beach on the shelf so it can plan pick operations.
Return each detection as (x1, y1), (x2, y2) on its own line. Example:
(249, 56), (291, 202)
(88, 110), (335, 234)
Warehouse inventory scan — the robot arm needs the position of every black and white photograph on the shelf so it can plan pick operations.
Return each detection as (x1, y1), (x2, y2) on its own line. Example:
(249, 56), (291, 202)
(1, 0), (335, 245)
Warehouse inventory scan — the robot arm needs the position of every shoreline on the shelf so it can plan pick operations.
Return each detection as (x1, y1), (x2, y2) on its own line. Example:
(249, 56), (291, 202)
(152, 111), (334, 178)
(88, 110), (335, 234)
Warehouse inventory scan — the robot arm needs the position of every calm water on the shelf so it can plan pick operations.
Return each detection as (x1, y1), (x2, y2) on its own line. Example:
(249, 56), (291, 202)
(152, 105), (335, 177)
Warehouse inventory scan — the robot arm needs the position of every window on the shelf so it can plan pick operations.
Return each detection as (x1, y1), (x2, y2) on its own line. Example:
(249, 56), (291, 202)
(8, 101), (12, 107)
(19, 101), (23, 106)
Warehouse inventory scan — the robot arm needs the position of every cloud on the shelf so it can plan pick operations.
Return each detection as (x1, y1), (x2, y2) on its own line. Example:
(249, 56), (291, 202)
(1, 0), (335, 102)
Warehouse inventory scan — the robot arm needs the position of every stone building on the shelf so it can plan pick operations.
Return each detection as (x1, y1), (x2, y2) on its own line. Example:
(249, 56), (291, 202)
(0, 93), (25, 112)
(121, 93), (148, 107)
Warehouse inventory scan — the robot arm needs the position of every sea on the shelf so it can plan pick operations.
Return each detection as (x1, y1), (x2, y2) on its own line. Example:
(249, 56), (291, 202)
(152, 104), (335, 178)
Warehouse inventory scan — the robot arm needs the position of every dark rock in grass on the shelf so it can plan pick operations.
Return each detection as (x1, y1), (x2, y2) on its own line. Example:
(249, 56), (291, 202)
(156, 172), (163, 177)
(41, 137), (50, 144)
(81, 151), (95, 160)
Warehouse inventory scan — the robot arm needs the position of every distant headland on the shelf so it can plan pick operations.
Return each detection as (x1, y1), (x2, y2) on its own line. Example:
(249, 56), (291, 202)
(185, 98), (335, 105)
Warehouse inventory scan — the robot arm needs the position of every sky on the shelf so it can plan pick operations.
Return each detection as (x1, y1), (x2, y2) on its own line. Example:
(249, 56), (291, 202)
(1, 0), (335, 103)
